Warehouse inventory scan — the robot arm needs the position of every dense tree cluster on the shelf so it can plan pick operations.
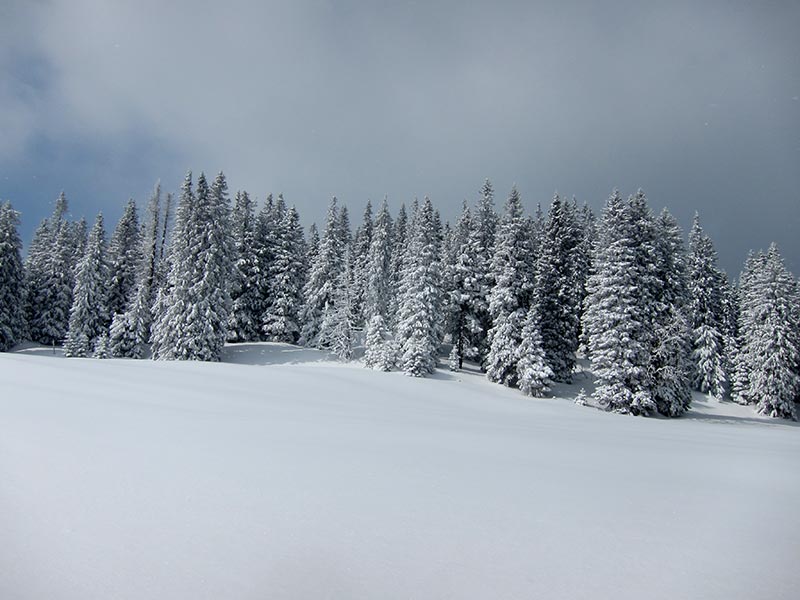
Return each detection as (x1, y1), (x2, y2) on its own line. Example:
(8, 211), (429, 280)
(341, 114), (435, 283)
(1, 174), (798, 419)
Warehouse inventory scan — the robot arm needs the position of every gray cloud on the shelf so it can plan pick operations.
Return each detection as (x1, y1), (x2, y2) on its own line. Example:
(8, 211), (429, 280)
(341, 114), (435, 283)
(2, 0), (799, 274)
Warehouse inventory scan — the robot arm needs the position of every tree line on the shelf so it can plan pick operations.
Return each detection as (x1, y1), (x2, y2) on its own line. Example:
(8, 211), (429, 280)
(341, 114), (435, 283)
(0, 173), (797, 420)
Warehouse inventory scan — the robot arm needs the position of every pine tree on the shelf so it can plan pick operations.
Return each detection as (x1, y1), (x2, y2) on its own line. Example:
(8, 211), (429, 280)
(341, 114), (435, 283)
(263, 206), (306, 343)
(363, 197), (394, 325)
(532, 194), (583, 382)
(0, 202), (26, 351)
(252, 194), (278, 338)
(26, 193), (76, 345)
(388, 203), (408, 327)
(109, 184), (162, 358)
(151, 171), (232, 361)
(516, 306), (554, 396)
(106, 199), (142, 319)
(731, 251), (762, 404)
(93, 332), (110, 359)
(351, 200), (373, 328)
(65, 214), (109, 357)
(364, 314), (396, 371)
(687, 214), (729, 399)
(739, 245), (799, 419)
(318, 246), (355, 360)
(227, 191), (261, 342)
(444, 202), (481, 369)
(300, 198), (344, 346)
(485, 186), (532, 386)
(471, 179), (498, 363)
(650, 209), (692, 416)
(582, 191), (659, 415)
(396, 197), (443, 377)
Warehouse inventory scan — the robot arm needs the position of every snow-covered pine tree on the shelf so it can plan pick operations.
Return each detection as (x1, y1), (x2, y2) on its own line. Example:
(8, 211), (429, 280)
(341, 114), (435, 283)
(485, 186), (532, 386)
(396, 197), (443, 377)
(109, 184), (162, 358)
(0, 202), (26, 351)
(582, 190), (659, 415)
(575, 202), (596, 354)
(106, 199), (142, 319)
(471, 179), (498, 363)
(650, 208), (692, 416)
(738, 244), (799, 420)
(364, 314), (395, 370)
(351, 200), (373, 329)
(362, 199), (395, 369)
(444, 202), (481, 369)
(263, 206), (306, 343)
(93, 332), (110, 359)
(252, 194), (278, 337)
(26, 193), (77, 345)
(731, 251), (762, 404)
(363, 197), (393, 324)
(151, 171), (232, 361)
(516, 306), (554, 396)
(201, 172), (234, 354)
(532, 194), (583, 382)
(318, 246), (355, 360)
(687, 213), (729, 399)
(300, 198), (344, 346)
(227, 191), (261, 342)
(64, 213), (109, 357)
(388, 203), (408, 327)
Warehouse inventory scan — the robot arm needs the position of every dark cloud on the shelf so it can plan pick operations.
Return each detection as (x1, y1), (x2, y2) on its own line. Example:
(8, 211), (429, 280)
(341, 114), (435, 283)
(1, 0), (798, 275)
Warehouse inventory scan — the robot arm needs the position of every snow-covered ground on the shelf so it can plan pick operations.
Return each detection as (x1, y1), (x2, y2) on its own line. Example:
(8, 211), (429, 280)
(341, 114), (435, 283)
(2, 343), (798, 600)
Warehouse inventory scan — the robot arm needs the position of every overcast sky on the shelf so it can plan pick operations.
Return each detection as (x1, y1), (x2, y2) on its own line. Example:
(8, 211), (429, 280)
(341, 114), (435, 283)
(1, 0), (798, 275)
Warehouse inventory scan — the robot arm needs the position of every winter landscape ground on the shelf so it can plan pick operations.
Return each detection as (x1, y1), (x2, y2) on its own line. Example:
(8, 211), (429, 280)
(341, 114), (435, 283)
(2, 343), (798, 600)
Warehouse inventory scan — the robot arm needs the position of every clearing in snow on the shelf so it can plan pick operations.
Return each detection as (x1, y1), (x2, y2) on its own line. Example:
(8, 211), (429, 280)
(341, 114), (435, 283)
(1, 343), (798, 599)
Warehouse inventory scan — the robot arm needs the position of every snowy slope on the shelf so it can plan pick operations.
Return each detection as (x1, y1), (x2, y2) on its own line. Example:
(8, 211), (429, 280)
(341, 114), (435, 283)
(1, 343), (798, 600)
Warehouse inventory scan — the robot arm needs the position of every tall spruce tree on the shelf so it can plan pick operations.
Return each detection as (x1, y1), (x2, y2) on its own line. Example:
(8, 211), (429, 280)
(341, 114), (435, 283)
(26, 193), (77, 345)
(582, 191), (659, 415)
(263, 206), (306, 343)
(106, 199), (142, 319)
(318, 246), (355, 359)
(650, 208), (692, 416)
(363, 198), (394, 324)
(532, 194), (583, 382)
(396, 197), (443, 376)
(388, 203), (408, 327)
(227, 191), (261, 342)
(64, 214), (109, 357)
(687, 214), (729, 398)
(471, 179), (498, 363)
(731, 251), (762, 404)
(151, 171), (232, 361)
(485, 186), (532, 386)
(444, 202), (481, 369)
(737, 245), (799, 419)
(109, 184), (162, 358)
(351, 200), (373, 328)
(0, 202), (25, 351)
(300, 198), (344, 346)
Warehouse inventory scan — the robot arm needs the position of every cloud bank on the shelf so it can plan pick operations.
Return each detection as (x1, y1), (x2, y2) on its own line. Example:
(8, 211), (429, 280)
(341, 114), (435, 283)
(1, 0), (798, 273)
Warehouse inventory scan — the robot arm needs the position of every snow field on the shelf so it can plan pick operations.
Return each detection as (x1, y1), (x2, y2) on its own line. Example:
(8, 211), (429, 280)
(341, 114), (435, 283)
(2, 344), (799, 599)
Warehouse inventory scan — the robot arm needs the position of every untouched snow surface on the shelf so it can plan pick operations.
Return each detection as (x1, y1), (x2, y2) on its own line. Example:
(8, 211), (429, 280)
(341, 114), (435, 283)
(2, 343), (799, 600)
